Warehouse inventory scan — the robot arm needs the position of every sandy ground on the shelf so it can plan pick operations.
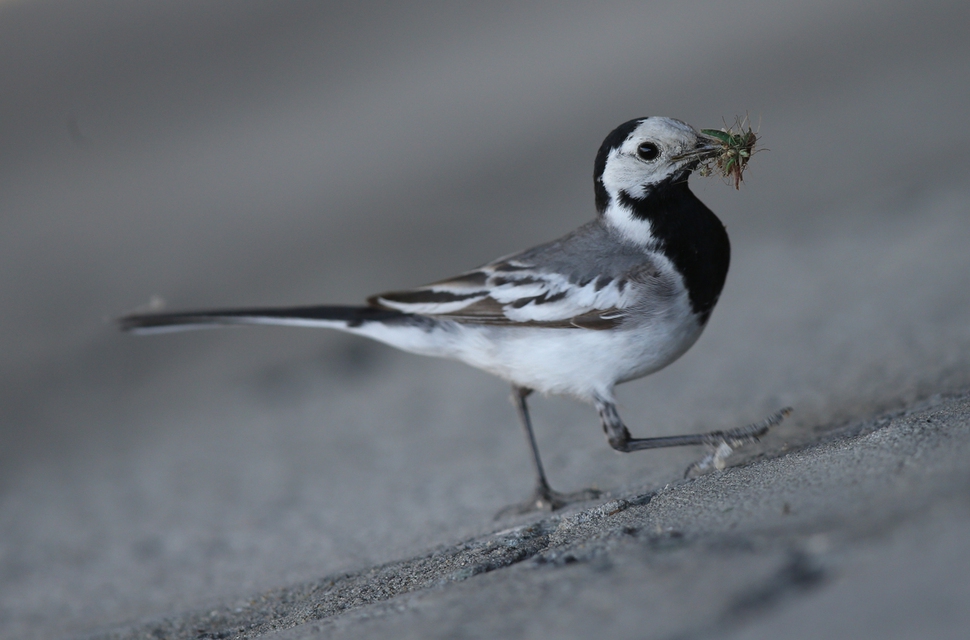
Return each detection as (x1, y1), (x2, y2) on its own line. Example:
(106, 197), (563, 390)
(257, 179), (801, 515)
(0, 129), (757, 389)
(2, 1), (969, 638)
(115, 391), (968, 640)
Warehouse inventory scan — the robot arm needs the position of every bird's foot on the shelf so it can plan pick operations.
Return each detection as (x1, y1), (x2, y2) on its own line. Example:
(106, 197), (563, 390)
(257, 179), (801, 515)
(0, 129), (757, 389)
(684, 441), (737, 477)
(684, 407), (792, 478)
(495, 484), (601, 519)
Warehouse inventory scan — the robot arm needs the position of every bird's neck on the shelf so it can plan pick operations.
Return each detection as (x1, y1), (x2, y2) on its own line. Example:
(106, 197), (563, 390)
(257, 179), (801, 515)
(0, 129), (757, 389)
(600, 178), (731, 323)
(599, 175), (687, 248)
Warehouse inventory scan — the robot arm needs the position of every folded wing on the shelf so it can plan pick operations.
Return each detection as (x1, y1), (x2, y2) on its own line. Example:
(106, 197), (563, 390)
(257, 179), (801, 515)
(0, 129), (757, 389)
(369, 258), (641, 330)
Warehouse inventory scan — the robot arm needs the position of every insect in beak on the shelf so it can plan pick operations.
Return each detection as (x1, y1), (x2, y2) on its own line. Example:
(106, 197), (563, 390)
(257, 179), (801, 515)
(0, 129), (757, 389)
(696, 118), (760, 189)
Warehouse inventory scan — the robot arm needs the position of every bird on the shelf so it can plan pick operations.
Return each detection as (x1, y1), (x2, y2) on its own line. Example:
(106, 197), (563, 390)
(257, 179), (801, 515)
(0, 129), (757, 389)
(120, 116), (790, 514)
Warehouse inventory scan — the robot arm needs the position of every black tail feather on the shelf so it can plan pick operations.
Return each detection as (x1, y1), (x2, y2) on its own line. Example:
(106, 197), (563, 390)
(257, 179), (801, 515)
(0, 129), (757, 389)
(118, 305), (409, 333)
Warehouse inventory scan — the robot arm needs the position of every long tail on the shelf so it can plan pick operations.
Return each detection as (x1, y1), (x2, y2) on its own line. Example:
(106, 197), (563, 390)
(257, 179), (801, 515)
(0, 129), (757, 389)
(118, 305), (411, 335)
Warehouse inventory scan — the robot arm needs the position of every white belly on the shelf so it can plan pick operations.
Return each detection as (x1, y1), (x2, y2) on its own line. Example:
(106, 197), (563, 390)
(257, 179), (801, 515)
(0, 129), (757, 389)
(349, 291), (704, 403)
(457, 319), (702, 401)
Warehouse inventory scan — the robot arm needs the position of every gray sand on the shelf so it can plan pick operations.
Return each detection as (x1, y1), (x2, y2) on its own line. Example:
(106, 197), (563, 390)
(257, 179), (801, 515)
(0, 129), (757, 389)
(85, 392), (970, 639)
(2, 1), (969, 638)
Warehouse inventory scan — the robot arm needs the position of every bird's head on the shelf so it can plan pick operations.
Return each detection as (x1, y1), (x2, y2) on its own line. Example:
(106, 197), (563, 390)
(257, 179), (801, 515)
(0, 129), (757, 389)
(594, 117), (722, 244)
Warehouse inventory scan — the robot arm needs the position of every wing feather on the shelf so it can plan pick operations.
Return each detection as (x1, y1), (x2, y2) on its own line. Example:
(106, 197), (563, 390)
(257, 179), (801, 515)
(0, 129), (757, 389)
(369, 257), (647, 330)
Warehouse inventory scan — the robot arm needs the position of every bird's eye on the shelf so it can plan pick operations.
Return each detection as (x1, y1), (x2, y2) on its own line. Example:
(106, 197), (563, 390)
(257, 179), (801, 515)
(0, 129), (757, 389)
(637, 142), (660, 161)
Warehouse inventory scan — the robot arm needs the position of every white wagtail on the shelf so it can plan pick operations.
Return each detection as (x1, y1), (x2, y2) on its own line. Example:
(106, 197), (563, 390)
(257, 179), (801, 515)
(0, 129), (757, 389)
(121, 117), (789, 513)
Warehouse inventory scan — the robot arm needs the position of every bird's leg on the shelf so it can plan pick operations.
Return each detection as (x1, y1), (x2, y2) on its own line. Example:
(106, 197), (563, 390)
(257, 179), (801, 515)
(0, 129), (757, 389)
(514, 387), (554, 501)
(595, 396), (791, 476)
(497, 386), (601, 517)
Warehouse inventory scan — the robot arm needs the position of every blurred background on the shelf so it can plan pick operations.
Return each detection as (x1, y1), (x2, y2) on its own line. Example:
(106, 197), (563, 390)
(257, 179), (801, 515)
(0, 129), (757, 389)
(1, 1), (969, 637)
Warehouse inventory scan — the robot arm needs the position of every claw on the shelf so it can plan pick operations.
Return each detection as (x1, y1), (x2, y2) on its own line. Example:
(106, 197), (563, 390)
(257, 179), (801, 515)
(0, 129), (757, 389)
(496, 486), (601, 519)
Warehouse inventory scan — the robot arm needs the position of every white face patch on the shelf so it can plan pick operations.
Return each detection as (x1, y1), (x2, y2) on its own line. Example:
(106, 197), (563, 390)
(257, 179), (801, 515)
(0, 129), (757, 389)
(598, 117), (702, 246)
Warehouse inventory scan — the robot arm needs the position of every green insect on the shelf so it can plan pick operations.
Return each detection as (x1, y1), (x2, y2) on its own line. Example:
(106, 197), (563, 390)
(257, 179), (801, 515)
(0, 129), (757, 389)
(699, 118), (759, 189)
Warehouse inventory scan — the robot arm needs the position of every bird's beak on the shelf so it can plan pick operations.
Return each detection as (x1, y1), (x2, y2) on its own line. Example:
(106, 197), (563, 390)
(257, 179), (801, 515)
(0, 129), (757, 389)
(671, 133), (723, 166)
